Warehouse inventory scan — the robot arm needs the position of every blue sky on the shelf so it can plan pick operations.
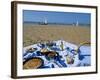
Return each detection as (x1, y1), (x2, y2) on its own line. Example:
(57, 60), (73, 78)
(23, 10), (91, 25)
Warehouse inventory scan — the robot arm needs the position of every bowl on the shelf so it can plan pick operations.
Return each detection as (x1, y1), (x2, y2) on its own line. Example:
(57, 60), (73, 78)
(26, 47), (37, 53)
(23, 57), (43, 69)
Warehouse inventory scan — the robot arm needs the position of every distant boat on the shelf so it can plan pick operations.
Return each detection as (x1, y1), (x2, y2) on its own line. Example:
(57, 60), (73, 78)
(44, 17), (48, 25)
(39, 17), (48, 25)
(76, 20), (79, 26)
(72, 21), (79, 26)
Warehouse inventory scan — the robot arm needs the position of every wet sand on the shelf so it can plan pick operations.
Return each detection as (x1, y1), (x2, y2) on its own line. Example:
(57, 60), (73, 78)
(23, 25), (90, 47)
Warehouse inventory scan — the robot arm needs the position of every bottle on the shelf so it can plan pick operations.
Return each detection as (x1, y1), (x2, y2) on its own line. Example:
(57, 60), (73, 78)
(60, 40), (64, 51)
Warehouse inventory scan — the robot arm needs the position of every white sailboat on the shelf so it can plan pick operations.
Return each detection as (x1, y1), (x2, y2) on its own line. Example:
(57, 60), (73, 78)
(76, 20), (79, 26)
(44, 17), (47, 25)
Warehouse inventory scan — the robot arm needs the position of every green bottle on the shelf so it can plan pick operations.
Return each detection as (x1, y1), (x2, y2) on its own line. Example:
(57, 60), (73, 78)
(60, 41), (64, 51)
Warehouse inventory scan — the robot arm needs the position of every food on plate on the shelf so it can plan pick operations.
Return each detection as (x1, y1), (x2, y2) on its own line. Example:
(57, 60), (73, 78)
(26, 47), (37, 53)
(23, 57), (43, 69)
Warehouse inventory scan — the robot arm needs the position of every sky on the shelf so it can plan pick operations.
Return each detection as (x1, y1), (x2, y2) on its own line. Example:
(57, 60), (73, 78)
(23, 10), (91, 25)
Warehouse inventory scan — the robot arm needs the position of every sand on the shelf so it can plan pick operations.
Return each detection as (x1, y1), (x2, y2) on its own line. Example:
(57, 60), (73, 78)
(23, 25), (90, 47)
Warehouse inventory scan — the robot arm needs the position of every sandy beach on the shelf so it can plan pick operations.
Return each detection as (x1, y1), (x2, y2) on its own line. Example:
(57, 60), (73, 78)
(23, 24), (90, 47)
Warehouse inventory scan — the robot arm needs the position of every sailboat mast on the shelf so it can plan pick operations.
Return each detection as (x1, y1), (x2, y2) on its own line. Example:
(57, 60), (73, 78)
(76, 20), (79, 26)
(44, 17), (47, 25)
